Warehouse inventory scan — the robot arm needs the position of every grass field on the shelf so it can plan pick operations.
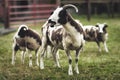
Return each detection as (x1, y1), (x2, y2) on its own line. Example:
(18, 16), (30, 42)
(0, 15), (120, 80)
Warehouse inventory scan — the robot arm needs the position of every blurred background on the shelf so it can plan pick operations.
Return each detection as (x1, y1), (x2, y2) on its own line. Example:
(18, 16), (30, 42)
(0, 0), (120, 30)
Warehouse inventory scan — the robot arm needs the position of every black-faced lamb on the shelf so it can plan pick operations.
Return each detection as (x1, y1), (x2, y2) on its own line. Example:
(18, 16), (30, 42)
(12, 24), (41, 67)
(40, 4), (84, 75)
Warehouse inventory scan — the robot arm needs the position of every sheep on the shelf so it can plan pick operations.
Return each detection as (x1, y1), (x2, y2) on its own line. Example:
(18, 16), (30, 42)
(40, 21), (63, 68)
(12, 24), (41, 67)
(40, 4), (84, 75)
(83, 23), (109, 52)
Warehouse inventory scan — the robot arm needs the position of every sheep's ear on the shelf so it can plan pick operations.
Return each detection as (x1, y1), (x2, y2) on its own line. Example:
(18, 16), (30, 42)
(58, 9), (67, 24)
(95, 24), (99, 27)
(104, 24), (108, 28)
(59, 9), (67, 17)
(104, 23), (108, 28)
(95, 23), (100, 27)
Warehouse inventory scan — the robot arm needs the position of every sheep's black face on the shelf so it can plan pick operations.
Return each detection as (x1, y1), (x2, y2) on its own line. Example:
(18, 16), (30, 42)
(18, 25), (28, 37)
(58, 9), (67, 24)
(48, 7), (67, 27)
(95, 23), (108, 34)
(48, 4), (79, 27)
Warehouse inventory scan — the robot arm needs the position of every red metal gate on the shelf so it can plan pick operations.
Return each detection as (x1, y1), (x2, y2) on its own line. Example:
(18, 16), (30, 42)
(4, 0), (60, 28)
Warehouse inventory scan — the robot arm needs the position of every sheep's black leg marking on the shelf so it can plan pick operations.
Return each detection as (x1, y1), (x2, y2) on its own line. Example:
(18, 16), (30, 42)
(69, 59), (72, 64)
(65, 50), (73, 75)
(14, 44), (19, 51)
(14, 44), (19, 57)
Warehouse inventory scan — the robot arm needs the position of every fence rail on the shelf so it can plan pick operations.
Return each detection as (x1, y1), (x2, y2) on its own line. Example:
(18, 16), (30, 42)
(4, 0), (59, 28)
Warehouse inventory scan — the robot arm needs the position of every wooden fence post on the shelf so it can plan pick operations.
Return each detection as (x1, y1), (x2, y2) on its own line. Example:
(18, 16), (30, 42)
(87, 0), (91, 21)
(111, 1), (114, 18)
(4, 0), (10, 28)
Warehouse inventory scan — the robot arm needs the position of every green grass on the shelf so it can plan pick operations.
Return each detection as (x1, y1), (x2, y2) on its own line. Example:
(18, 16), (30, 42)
(0, 15), (120, 80)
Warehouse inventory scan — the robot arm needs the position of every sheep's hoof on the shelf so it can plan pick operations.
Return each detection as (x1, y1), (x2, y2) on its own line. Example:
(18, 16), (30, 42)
(36, 62), (39, 67)
(40, 66), (44, 69)
(29, 63), (32, 67)
(40, 62), (44, 69)
(68, 72), (73, 76)
(53, 64), (61, 68)
(106, 50), (109, 53)
(74, 67), (79, 74)
(11, 63), (15, 65)
(11, 61), (15, 65)
(68, 70), (73, 75)
(76, 71), (79, 74)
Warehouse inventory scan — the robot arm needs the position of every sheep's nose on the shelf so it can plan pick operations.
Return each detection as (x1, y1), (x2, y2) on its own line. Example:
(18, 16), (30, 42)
(98, 33), (103, 37)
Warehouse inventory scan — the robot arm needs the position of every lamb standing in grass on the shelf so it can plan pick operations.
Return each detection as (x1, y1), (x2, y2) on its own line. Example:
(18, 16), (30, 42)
(12, 25), (41, 67)
(83, 23), (109, 52)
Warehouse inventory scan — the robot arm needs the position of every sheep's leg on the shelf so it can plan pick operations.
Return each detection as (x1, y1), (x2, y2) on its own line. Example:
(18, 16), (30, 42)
(103, 41), (109, 52)
(12, 50), (17, 65)
(35, 48), (40, 66)
(96, 41), (101, 52)
(81, 40), (85, 52)
(40, 47), (46, 69)
(56, 50), (60, 59)
(28, 50), (32, 67)
(21, 51), (26, 64)
(74, 46), (82, 74)
(52, 47), (60, 68)
(12, 44), (19, 65)
(40, 36), (47, 69)
(65, 50), (73, 75)
(46, 45), (52, 58)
